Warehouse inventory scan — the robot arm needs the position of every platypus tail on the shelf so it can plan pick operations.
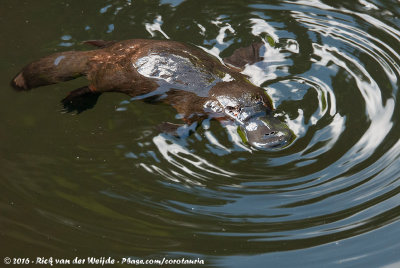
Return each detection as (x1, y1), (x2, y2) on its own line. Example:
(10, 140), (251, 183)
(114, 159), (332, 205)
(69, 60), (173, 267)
(11, 51), (92, 91)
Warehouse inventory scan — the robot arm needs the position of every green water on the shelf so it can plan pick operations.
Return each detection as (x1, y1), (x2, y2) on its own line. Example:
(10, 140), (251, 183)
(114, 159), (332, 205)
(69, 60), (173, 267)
(2, 0), (400, 267)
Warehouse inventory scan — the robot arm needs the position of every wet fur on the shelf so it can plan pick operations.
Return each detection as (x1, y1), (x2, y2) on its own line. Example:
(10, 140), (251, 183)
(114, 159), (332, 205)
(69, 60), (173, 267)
(11, 39), (269, 122)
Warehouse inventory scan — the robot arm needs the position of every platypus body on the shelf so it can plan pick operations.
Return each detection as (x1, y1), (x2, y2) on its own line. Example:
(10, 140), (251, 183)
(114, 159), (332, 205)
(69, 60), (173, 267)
(11, 39), (292, 149)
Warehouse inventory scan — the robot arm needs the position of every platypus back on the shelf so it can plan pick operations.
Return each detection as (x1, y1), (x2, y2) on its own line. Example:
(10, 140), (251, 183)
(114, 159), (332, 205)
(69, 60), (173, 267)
(10, 39), (293, 149)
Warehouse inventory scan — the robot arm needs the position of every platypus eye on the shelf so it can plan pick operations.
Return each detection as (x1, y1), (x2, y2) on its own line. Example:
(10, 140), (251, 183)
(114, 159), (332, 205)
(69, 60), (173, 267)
(225, 106), (240, 117)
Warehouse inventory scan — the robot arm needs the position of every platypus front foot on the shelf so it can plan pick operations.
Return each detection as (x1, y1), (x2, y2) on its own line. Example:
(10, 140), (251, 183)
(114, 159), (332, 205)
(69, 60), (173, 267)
(156, 122), (184, 137)
(156, 121), (198, 137)
(61, 86), (101, 113)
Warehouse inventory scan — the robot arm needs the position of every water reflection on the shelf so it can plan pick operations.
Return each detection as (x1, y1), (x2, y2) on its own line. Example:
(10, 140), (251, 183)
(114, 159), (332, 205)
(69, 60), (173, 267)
(3, 0), (400, 266)
(115, 0), (400, 262)
(151, 133), (236, 185)
(145, 15), (170, 39)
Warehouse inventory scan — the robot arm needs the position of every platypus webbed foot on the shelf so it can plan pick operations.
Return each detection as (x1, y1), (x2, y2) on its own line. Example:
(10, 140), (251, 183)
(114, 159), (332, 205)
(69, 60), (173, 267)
(156, 122), (184, 136)
(223, 42), (264, 70)
(156, 121), (199, 138)
(61, 86), (101, 113)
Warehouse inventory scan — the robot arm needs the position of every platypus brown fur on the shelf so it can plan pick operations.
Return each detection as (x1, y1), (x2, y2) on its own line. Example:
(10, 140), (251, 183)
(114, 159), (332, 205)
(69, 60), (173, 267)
(11, 39), (293, 149)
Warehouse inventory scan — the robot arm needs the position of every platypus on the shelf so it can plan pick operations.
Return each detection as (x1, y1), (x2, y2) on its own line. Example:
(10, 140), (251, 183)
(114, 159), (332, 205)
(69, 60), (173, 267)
(11, 39), (292, 149)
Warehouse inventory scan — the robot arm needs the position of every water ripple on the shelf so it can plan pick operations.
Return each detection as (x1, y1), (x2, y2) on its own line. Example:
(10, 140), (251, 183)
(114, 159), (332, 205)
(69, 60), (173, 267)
(6, 0), (400, 266)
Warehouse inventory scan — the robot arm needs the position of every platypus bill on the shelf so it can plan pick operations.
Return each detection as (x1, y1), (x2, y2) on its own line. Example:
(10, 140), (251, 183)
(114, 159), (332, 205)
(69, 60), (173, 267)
(11, 39), (293, 149)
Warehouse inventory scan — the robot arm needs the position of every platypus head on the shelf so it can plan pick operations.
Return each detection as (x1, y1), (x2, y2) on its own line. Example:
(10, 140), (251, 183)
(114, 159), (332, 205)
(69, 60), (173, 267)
(207, 82), (293, 149)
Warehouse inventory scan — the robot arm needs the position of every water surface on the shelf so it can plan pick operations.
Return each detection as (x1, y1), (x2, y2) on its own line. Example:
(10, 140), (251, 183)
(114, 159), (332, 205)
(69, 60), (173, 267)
(2, 0), (400, 267)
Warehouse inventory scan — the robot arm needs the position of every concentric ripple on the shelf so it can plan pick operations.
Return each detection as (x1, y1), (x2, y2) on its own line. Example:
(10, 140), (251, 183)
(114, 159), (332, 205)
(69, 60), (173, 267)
(97, 0), (400, 261)
(111, 0), (400, 262)
(3, 0), (400, 267)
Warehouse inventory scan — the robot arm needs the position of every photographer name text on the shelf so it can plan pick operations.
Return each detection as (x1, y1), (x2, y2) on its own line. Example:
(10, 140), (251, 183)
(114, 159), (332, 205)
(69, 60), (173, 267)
(4, 256), (205, 266)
